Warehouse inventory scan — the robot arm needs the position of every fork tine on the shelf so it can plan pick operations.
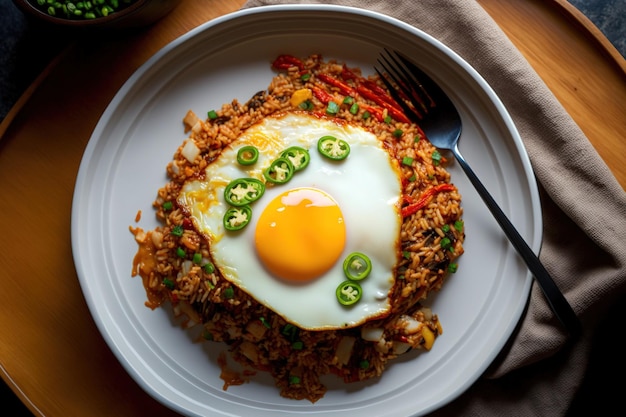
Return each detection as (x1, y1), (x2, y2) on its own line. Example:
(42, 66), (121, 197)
(374, 66), (422, 124)
(381, 48), (434, 111)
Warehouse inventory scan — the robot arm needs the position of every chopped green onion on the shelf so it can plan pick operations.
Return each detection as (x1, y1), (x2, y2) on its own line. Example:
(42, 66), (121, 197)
(448, 263), (458, 273)
(402, 251), (411, 259)
(342, 96), (354, 104)
(402, 156), (414, 166)
(300, 73), (311, 82)
(299, 100), (314, 111)
(162, 277), (175, 290)
(384, 115), (392, 123)
(432, 150), (442, 166)
(326, 101), (340, 115)
(414, 136), (421, 143)
(349, 102), (359, 115)
(176, 247), (186, 258)
(288, 375), (301, 385)
(192, 253), (202, 264)
(440, 237), (452, 251)
(259, 317), (271, 329)
(171, 225), (184, 237)
(409, 174), (417, 182)
(203, 261), (215, 274)
(291, 341), (304, 350)
(362, 111), (371, 120)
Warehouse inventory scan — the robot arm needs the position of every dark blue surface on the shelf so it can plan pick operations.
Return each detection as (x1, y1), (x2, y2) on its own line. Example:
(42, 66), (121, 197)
(0, 0), (624, 415)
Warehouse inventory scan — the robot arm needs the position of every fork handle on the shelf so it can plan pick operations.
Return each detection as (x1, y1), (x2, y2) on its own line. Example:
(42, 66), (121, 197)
(452, 145), (581, 338)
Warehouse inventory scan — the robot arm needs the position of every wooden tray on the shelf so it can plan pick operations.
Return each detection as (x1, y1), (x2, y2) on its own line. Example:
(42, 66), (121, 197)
(0, 1), (624, 415)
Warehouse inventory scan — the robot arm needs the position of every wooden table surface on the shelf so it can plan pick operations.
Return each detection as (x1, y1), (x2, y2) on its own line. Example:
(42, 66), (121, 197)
(1, 1), (624, 416)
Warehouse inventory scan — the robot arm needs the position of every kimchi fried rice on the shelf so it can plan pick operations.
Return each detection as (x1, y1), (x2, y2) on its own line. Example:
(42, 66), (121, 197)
(130, 54), (464, 402)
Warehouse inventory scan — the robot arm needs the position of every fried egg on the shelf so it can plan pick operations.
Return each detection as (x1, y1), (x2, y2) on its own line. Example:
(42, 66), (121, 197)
(177, 113), (402, 330)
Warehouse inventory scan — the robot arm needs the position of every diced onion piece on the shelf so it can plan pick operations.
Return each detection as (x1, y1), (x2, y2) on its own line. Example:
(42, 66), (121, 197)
(181, 139), (200, 163)
(245, 320), (268, 341)
(399, 315), (421, 334)
(392, 341), (412, 355)
(191, 121), (203, 134)
(361, 327), (384, 342)
(335, 336), (356, 366)
(240, 341), (259, 363)
(183, 109), (199, 133)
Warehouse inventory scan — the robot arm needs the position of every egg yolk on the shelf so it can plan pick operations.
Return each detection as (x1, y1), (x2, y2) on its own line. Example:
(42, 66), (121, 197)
(255, 187), (346, 283)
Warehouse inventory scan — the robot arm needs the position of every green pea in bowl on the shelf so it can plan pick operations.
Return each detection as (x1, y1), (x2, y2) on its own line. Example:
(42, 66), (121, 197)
(12, 0), (182, 30)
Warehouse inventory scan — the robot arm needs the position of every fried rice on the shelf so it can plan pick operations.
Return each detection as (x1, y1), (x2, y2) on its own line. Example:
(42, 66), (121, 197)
(130, 54), (464, 403)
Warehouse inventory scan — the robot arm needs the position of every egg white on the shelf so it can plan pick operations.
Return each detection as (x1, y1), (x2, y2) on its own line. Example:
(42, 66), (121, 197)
(178, 113), (403, 330)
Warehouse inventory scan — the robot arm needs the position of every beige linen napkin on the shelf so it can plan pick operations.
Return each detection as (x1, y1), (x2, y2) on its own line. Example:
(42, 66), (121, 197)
(243, 0), (626, 415)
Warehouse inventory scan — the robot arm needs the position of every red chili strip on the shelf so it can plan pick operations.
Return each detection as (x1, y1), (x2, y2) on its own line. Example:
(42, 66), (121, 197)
(361, 104), (385, 122)
(316, 73), (355, 96)
(311, 86), (334, 104)
(356, 85), (410, 123)
(401, 184), (456, 217)
(272, 54), (305, 71)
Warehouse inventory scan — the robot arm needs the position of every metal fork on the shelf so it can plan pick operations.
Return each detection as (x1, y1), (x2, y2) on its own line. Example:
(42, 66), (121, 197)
(376, 49), (581, 338)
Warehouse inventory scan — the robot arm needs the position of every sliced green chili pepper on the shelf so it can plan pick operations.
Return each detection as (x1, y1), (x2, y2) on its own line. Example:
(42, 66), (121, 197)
(317, 135), (350, 161)
(236, 146), (259, 166)
(224, 178), (265, 206)
(336, 280), (363, 306)
(402, 156), (414, 166)
(343, 252), (372, 281)
(280, 146), (310, 172)
(263, 157), (295, 184)
(223, 205), (252, 231)
(349, 102), (359, 115)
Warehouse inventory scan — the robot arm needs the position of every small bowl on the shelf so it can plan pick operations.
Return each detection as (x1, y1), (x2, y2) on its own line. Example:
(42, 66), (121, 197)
(12, 0), (182, 31)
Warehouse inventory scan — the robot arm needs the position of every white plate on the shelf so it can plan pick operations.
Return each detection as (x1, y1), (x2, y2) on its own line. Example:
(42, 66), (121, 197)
(72, 5), (539, 416)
